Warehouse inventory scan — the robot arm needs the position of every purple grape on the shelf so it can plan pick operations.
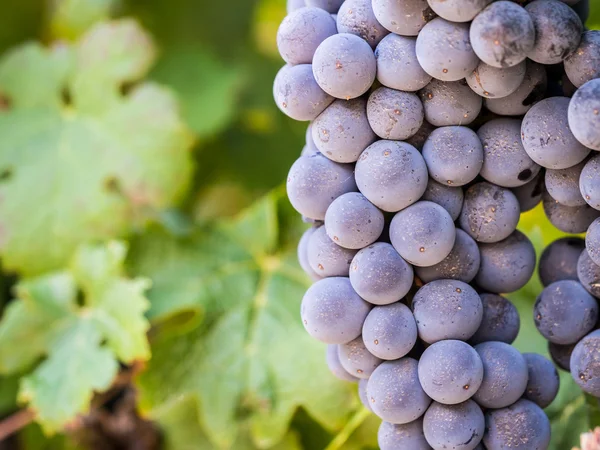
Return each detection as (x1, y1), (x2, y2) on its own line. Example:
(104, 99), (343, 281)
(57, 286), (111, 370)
(578, 248), (600, 298)
(470, 293), (520, 345)
(418, 340), (484, 405)
(587, 218), (600, 266)
(470, 1), (534, 68)
(478, 118), (541, 188)
(419, 79), (482, 126)
(305, 0), (344, 12)
(466, 60), (526, 99)
(350, 242), (414, 305)
(581, 154), (600, 210)
(362, 302), (418, 360)
(525, 0), (583, 65)
(406, 120), (437, 151)
(312, 33), (377, 100)
(420, 179), (464, 221)
(326, 344), (359, 382)
(312, 98), (377, 163)
(367, 358), (432, 424)
(426, 0), (492, 22)
(372, 0), (435, 36)
(511, 170), (545, 213)
(570, 329), (600, 397)
(459, 182), (521, 244)
(412, 280), (483, 343)
(485, 61), (547, 116)
(301, 277), (371, 344)
(277, 7), (337, 65)
(415, 229), (481, 284)
(338, 335), (383, 378)
(422, 126), (483, 187)
(473, 341), (528, 409)
(534, 279), (598, 345)
(549, 341), (576, 372)
(543, 191), (600, 234)
(475, 230), (536, 293)
(375, 34), (432, 92)
(564, 31), (600, 88)
(287, 0), (306, 13)
(307, 225), (358, 277)
(390, 201), (456, 267)
(568, 79), (600, 151)
(325, 192), (385, 249)
(523, 353), (559, 409)
(378, 419), (430, 450)
(521, 97), (590, 170)
(423, 400), (484, 450)
(539, 237), (585, 286)
(367, 87), (424, 140)
(415, 18), (479, 81)
(298, 227), (323, 281)
(355, 140), (428, 213)
(545, 160), (586, 207)
(273, 64), (334, 121)
(336, 0), (389, 48)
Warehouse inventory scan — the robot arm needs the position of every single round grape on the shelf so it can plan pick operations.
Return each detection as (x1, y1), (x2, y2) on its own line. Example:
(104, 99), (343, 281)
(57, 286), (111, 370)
(423, 400), (484, 450)
(273, 64), (334, 121)
(525, 0), (583, 65)
(564, 31), (600, 88)
(301, 277), (371, 344)
(534, 280), (598, 345)
(418, 340), (483, 405)
(325, 192), (385, 249)
(375, 34), (432, 92)
(511, 170), (545, 213)
(277, 7), (338, 65)
(368, 358), (432, 424)
(470, 294), (520, 345)
(412, 280), (483, 343)
(521, 97), (590, 170)
(578, 249), (600, 298)
(426, 0), (491, 22)
(522, 353), (559, 409)
(466, 60), (526, 99)
(378, 419), (430, 450)
(419, 79), (482, 127)
(470, 1), (535, 68)
(298, 227), (322, 281)
(312, 33), (377, 100)
(372, 0), (435, 36)
(355, 140), (428, 212)
(358, 379), (372, 411)
(338, 336), (383, 379)
(587, 218), (600, 266)
(571, 329), (600, 397)
(312, 98), (376, 163)
(367, 88), (424, 140)
(568, 79), (600, 151)
(326, 344), (359, 382)
(287, 152), (357, 220)
(390, 202), (456, 267)
(459, 182), (520, 244)
(415, 18), (479, 82)
(287, 0), (306, 13)
(543, 191), (600, 234)
(362, 302), (418, 360)
(545, 160), (586, 207)
(478, 118), (541, 188)
(305, 0), (344, 12)
(406, 120), (437, 151)
(422, 126), (483, 187)
(350, 242), (414, 305)
(307, 226), (358, 277)
(581, 154), (600, 210)
(539, 237), (585, 286)
(336, 0), (389, 48)
(475, 230), (536, 293)
(420, 179), (464, 221)
(485, 61), (548, 116)
(549, 341), (576, 372)
(473, 341), (528, 409)
(415, 229), (481, 284)
(483, 399), (551, 450)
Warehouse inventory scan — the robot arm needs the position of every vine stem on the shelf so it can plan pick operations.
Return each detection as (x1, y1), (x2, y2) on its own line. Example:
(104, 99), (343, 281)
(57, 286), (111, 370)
(324, 407), (371, 450)
(0, 409), (35, 441)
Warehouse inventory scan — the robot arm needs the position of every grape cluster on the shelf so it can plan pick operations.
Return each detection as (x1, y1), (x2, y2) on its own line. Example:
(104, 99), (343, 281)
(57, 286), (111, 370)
(275, 0), (599, 448)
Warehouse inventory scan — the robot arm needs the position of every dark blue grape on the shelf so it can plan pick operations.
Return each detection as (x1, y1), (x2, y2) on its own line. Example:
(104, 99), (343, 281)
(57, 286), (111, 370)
(543, 191), (600, 234)
(307, 225), (358, 277)
(549, 341), (576, 372)
(545, 160), (587, 207)
(338, 335), (383, 378)
(466, 61), (526, 99)
(375, 34), (432, 92)
(539, 237), (585, 287)
(362, 302), (418, 360)
(511, 170), (545, 213)
(523, 353), (559, 409)
(564, 31), (600, 88)
(378, 419), (431, 450)
(423, 400), (484, 450)
(298, 227), (322, 281)
(419, 79), (482, 126)
(578, 248), (600, 298)
(587, 218), (600, 267)
(570, 329), (600, 397)
(570, 80), (600, 151)
(470, 293), (520, 345)
(421, 179), (464, 222)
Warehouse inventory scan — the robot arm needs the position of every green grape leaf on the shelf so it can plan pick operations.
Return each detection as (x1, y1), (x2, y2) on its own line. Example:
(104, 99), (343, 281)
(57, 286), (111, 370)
(0, 19), (195, 276)
(48, 0), (119, 41)
(129, 190), (358, 449)
(0, 241), (151, 433)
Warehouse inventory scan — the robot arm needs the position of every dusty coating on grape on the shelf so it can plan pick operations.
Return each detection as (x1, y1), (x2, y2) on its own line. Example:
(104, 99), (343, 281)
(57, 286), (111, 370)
(426, 0), (492, 22)
(523, 353), (559, 409)
(371, 0), (435, 36)
(336, 0), (390, 48)
(568, 79), (600, 151)
(545, 161), (587, 207)
(577, 249), (600, 298)
(586, 218), (600, 267)
(423, 400), (485, 450)
(362, 302), (418, 360)
(307, 225), (358, 277)
(338, 335), (383, 378)
(539, 237), (585, 286)
(565, 31), (600, 88)
(470, 293), (520, 345)
(367, 87), (424, 140)
(570, 330), (600, 397)
(298, 227), (322, 281)
(420, 179), (465, 221)
(466, 60), (526, 99)
(375, 34), (432, 92)
(305, 0), (344, 13)
(419, 79), (482, 126)
(378, 419), (430, 450)
(542, 191), (600, 234)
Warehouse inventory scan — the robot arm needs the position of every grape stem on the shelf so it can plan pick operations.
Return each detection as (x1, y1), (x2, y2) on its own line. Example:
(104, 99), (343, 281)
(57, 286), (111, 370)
(0, 408), (35, 442)
(324, 407), (371, 450)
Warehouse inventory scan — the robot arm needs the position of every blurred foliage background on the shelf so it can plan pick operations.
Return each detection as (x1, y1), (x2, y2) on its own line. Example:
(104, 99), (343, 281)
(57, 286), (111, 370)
(0, 0), (598, 449)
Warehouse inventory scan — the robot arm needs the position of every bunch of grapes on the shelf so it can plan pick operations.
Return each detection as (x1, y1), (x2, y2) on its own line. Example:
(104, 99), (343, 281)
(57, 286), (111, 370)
(274, 0), (599, 448)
